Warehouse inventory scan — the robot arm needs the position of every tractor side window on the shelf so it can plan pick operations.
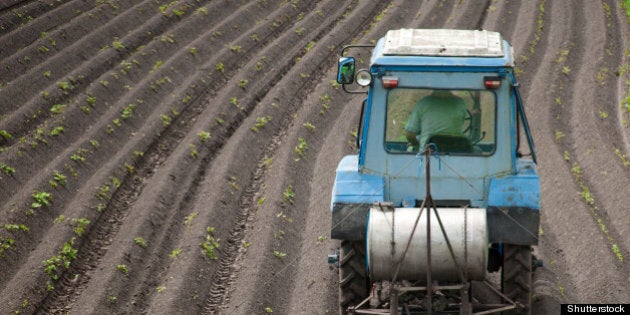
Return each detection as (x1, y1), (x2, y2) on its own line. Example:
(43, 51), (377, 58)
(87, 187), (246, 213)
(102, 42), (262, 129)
(385, 88), (496, 155)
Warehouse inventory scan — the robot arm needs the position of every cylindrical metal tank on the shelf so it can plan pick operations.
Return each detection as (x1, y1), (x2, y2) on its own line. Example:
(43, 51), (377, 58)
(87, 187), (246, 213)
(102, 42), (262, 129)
(367, 207), (487, 282)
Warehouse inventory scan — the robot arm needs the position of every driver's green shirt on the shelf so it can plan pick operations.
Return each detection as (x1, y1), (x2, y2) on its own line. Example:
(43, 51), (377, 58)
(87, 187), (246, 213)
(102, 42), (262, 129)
(405, 92), (467, 148)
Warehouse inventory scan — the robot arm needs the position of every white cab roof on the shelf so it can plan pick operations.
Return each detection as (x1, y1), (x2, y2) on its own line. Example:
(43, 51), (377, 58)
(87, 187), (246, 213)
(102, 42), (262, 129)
(382, 29), (504, 57)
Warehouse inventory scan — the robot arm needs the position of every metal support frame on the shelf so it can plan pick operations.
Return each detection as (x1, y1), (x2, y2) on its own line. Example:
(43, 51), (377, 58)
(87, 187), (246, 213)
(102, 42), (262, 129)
(348, 147), (518, 315)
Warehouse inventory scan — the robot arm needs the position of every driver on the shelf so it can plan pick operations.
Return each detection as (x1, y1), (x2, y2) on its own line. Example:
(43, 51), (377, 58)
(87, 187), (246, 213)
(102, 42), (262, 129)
(405, 90), (468, 150)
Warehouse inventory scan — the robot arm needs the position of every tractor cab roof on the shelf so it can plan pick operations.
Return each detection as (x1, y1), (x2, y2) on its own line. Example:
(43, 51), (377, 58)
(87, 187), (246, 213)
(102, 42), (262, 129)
(371, 29), (514, 68)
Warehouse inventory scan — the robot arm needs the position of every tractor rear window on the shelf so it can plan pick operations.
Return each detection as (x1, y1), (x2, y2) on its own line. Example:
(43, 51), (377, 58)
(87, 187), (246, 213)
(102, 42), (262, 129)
(385, 88), (496, 155)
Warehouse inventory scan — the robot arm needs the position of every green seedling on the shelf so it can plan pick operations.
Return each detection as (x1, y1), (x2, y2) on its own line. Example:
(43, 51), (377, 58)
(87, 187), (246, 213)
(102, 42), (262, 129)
(184, 212), (198, 226)
(273, 250), (287, 260)
(0, 129), (11, 140)
(282, 184), (294, 203)
(50, 104), (66, 114)
(200, 227), (220, 260)
(116, 264), (128, 275)
(0, 163), (15, 175)
(294, 137), (307, 157)
(32, 191), (52, 208)
(198, 131), (211, 142)
(71, 218), (90, 237)
(134, 237), (148, 248)
(251, 116), (272, 132)
(169, 249), (181, 258)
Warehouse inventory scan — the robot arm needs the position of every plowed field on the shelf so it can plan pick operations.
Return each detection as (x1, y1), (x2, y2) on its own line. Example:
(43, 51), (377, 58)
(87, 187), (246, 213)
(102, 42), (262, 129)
(0, 1), (629, 314)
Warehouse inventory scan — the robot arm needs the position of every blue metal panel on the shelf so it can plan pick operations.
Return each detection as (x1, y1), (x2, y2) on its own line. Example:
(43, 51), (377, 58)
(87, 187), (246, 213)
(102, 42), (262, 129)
(487, 160), (540, 209)
(330, 155), (384, 210)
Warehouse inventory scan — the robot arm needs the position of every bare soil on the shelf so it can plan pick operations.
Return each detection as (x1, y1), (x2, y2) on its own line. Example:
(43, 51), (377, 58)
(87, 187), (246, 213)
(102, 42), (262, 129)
(0, 0), (629, 314)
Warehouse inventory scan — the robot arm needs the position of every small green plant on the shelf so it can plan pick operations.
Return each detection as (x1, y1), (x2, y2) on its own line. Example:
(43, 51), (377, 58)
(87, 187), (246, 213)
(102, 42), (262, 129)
(50, 104), (66, 114)
(116, 264), (128, 275)
(282, 184), (294, 203)
(49, 126), (64, 136)
(200, 227), (220, 260)
(134, 237), (148, 248)
(216, 62), (224, 73)
(198, 131), (211, 142)
(228, 176), (239, 191)
(184, 212), (198, 226)
(555, 130), (565, 143)
(108, 295), (117, 304)
(238, 79), (248, 89)
(230, 45), (242, 53)
(51, 170), (67, 187)
(294, 137), (308, 157)
(112, 37), (125, 51)
(189, 47), (197, 55)
(71, 218), (90, 237)
(0, 129), (12, 140)
(273, 250), (287, 260)
(161, 114), (172, 126)
(122, 104), (135, 120)
(96, 184), (111, 200)
(598, 110), (609, 119)
(32, 191), (52, 208)
(612, 244), (623, 262)
(189, 144), (198, 159)
(265, 307), (273, 313)
(303, 122), (315, 132)
(251, 116), (272, 132)
(0, 163), (15, 175)
(169, 248), (182, 258)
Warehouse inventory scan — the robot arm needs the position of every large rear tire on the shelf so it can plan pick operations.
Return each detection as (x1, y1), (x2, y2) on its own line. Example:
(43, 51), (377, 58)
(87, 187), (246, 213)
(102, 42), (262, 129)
(339, 240), (368, 315)
(502, 245), (532, 315)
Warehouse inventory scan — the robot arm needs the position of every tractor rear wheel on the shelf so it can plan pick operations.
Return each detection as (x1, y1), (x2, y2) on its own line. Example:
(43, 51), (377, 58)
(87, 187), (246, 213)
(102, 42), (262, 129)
(501, 245), (532, 315)
(339, 240), (368, 314)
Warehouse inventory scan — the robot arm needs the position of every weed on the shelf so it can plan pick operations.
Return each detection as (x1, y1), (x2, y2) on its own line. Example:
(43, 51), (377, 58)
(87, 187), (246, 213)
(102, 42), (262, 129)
(317, 236), (327, 243)
(134, 237), (148, 248)
(116, 264), (128, 275)
(189, 47), (197, 55)
(251, 116), (272, 132)
(561, 66), (571, 75)
(200, 227), (220, 260)
(265, 307), (273, 313)
(32, 191), (52, 208)
(108, 295), (117, 304)
(156, 286), (165, 293)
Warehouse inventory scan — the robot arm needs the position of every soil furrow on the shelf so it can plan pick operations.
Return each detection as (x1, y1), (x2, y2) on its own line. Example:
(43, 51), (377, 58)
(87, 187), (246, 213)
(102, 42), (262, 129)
(31, 0), (332, 312)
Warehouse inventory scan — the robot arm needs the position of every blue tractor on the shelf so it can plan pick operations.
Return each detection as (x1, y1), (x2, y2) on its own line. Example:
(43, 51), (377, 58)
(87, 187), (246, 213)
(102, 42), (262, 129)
(330, 29), (540, 315)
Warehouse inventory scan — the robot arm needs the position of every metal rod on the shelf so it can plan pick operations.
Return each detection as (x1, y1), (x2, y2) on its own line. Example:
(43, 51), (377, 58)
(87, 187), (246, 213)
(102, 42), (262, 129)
(425, 147), (433, 315)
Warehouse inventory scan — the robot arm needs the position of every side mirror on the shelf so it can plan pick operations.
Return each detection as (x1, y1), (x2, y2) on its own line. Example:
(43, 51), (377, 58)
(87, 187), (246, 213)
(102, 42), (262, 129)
(337, 57), (355, 84)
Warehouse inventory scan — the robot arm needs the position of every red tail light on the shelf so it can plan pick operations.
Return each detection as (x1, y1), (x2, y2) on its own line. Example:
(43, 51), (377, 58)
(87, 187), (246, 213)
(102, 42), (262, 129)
(382, 76), (398, 89)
